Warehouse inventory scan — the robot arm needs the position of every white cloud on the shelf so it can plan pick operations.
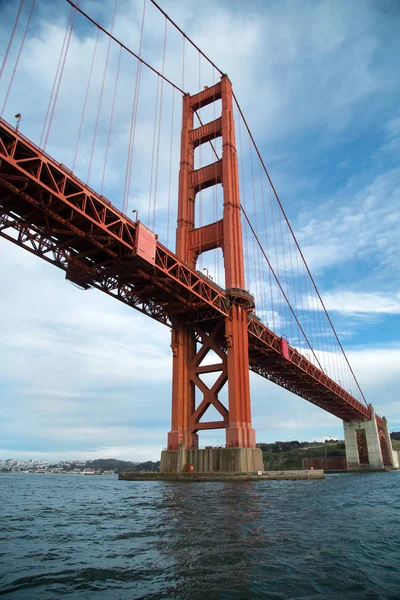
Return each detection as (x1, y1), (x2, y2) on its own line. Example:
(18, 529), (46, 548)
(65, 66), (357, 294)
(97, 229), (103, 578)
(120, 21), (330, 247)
(1, 237), (399, 460)
(1, 0), (399, 461)
(386, 116), (400, 138)
(346, 345), (400, 387)
(304, 291), (400, 316)
(295, 167), (400, 276)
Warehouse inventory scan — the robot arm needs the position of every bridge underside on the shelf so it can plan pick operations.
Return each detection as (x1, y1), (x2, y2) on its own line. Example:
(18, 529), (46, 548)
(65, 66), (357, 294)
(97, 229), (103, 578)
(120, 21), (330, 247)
(0, 116), (384, 439)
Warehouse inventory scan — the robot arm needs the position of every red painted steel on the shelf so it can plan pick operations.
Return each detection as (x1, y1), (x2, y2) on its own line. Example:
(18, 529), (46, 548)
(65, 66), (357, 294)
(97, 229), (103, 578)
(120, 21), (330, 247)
(134, 222), (157, 266)
(0, 88), (379, 438)
(280, 338), (290, 361)
(168, 76), (256, 450)
(247, 315), (372, 421)
(303, 456), (347, 470)
(0, 116), (229, 325)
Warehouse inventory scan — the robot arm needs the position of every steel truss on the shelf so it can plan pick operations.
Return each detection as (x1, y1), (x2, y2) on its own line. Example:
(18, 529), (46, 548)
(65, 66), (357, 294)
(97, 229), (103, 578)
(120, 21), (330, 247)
(0, 117), (377, 425)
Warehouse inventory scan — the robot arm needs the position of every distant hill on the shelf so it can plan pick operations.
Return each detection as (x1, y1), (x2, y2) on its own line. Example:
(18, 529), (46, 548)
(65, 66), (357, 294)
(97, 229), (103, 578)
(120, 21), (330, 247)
(88, 441), (347, 472)
(87, 436), (398, 472)
(390, 432), (400, 451)
(86, 459), (160, 473)
(83, 436), (398, 472)
(259, 441), (345, 470)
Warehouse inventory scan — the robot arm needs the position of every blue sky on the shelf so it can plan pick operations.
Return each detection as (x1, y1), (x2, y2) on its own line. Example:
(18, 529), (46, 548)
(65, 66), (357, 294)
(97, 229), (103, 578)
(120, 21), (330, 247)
(0, 0), (399, 461)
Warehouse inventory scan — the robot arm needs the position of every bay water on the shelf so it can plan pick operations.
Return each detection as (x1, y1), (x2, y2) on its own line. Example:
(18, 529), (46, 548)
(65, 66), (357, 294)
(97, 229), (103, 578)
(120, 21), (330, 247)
(1, 472), (399, 599)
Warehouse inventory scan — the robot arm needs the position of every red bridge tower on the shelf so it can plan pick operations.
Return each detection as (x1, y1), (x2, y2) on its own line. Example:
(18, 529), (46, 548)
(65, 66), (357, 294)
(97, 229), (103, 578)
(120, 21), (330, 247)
(161, 76), (263, 473)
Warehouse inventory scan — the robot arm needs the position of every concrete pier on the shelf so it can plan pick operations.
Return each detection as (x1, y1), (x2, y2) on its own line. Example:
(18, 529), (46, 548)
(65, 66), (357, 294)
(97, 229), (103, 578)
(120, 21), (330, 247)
(119, 469), (324, 482)
(160, 445), (264, 474)
(344, 404), (399, 470)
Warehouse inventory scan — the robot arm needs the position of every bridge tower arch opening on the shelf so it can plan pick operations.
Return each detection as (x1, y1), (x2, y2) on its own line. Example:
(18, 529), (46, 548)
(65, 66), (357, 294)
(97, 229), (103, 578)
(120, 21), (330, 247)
(379, 432), (392, 467)
(161, 75), (263, 473)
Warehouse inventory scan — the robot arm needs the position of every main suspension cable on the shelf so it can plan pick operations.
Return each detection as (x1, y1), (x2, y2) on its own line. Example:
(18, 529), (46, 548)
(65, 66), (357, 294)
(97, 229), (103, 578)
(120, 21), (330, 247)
(65, 0), (185, 95)
(232, 93), (367, 406)
(63, 0), (366, 404)
(241, 205), (324, 371)
(149, 0), (224, 77)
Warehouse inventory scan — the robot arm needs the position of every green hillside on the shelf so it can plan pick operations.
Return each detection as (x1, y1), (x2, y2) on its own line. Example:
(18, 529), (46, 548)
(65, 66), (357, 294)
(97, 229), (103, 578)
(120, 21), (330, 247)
(259, 441), (345, 470)
(391, 439), (400, 451)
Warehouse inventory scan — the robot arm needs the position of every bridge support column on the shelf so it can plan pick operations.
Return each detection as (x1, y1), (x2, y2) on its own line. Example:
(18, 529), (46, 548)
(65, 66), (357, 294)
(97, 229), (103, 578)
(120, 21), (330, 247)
(343, 404), (397, 469)
(225, 301), (256, 449)
(161, 75), (264, 473)
(167, 326), (198, 452)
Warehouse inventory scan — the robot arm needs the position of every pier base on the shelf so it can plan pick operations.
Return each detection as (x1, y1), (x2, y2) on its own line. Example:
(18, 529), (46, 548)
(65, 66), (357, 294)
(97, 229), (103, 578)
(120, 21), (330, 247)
(160, 445), (264, 474)
(119, 470), (324, 482)
(343, 404), (398, 470)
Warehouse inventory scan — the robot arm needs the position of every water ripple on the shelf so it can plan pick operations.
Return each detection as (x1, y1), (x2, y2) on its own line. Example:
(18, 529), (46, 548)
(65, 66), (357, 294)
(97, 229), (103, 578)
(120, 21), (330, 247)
(0, 472), (399, 598)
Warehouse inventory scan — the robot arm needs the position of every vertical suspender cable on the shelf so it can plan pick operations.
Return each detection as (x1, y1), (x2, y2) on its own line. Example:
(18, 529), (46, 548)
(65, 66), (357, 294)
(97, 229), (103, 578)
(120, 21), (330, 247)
(232, 93), (367, 405)
(212, 68), (219, 283)
(285, 221), (301, 348)
(294, 238), (313, 357)
(43, 5), (77, 151)
(181, 37), (185, 91)
(100, 45), (122, 196)
(198, 52), (203, 269)
(72, 28), (99, 172)
(0, 0), (25, 81)
(241, 205), (324, 371)
(65, 1), (183, 93)
(277, 200), (293, 342)
(148, 75), (160, 224)
(87, 0), (118, 184)
(259, 163), (275, 331)
(125, 56), (144, 210)
(1, 0), (37, 118)
(5, 0), (365, 404)
(270, 185), (289, 336)
(40, 5), (74, 148)
(237, 108), (249, 289)
(152, 17), (168, 231)
(248, 133), (263, 313)
(123, 0), (147, 215)
(148, 0), (366, 399)
(268, 184), (281, 334)
(166, 86), (175, 248)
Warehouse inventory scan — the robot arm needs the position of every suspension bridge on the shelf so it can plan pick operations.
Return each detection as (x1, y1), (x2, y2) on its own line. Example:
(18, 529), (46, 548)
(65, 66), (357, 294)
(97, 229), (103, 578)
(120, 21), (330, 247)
(0, 0), (397, 472)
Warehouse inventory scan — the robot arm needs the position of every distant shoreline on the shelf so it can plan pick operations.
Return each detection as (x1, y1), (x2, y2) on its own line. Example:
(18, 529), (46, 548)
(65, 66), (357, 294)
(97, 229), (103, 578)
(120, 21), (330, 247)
(0, 472), (118, 476)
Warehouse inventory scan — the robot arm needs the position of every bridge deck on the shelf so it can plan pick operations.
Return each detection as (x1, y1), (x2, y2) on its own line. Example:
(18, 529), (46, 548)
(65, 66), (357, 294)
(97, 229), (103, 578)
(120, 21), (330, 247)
(0, 118), (373, 423)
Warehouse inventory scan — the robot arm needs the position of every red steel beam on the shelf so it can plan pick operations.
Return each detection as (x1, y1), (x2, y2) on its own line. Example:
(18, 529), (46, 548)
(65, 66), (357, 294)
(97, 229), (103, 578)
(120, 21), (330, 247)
(0, 117), (374, 424)
(247, 316), (371, 421)
(0, 117), (229, 326)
